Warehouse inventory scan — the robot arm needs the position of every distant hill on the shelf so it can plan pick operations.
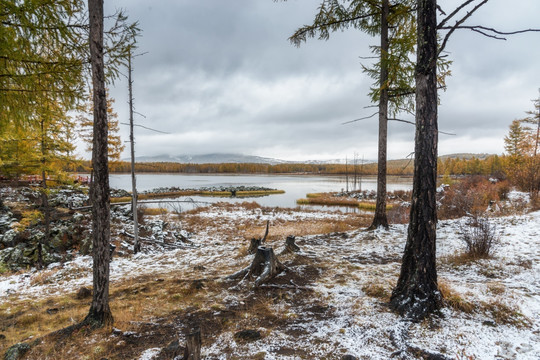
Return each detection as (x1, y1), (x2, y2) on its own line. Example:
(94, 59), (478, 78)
(130, 153), (376, 165)
(439, 153), (494, 160)
(131, 153), (287, 165)
(127, 152), (493, 166)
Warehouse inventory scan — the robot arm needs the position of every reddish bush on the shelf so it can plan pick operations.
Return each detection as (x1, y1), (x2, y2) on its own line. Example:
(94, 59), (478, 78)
(438, 176), (502, 220)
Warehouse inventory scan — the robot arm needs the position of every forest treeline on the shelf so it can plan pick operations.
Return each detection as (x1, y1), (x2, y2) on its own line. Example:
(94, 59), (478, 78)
(67, 154), (510, 177)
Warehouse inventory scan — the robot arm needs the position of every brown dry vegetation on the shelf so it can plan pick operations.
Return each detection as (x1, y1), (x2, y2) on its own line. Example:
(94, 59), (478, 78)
(110, 189), (285, 203)
(180, 202), (371, 241)
(0, 199), (535, 359)
(296, 194), (394, 211)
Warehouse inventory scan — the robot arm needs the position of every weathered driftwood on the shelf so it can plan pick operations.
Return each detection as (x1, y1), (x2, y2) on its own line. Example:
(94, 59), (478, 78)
(183, 328), (201, 360)
(247, 220), (269, 254)
(283, 235), (300, 253)
(227, 246), (285, 286)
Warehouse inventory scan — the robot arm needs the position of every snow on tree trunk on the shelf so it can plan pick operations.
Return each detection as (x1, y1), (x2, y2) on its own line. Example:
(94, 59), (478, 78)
(390, 0), (442, 320)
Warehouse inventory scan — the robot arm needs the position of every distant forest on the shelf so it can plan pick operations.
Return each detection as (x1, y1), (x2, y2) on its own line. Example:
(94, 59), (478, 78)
(74, 155), (507, 177)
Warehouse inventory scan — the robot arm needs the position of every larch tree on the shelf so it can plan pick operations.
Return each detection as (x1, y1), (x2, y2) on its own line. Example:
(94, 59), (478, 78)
(503, 94), (540, 197)
(0, 0), (86, 134)
(390, 0), (539, 320)
(288, 0), (450, 229)
(82, 0), (138, 329)
(504, 120), (529, 158)
(389, 0), (441, 319)
(84, 0), (114, 328)
(78, 91), (125, 165)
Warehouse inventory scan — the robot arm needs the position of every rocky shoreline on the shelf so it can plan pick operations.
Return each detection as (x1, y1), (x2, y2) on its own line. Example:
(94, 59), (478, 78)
(0, 185), (190, 272)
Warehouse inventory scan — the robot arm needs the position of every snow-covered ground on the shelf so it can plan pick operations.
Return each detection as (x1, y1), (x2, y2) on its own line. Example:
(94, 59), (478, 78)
(1, 205), (539, 359)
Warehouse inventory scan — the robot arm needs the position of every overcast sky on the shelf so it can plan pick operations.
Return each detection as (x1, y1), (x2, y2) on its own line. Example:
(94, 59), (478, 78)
(89, 0), (540, 162)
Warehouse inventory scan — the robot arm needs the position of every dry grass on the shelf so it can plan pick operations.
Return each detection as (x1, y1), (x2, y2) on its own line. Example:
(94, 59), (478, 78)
(362, 282), (392, 301)
(440, 252), (481, 267)
(140, 207), (169, 216)
(438, 280), (476, 313)
(297, 194), (394, 211)
(29, 270), (58, 286)
(479, 300), (530, 327)
(486, 281), (506, 295)
(1, 274), (226, 358)
(180, 203), (370, 245)
(110, 189), (285, 203)
(296, 196), (359, 207)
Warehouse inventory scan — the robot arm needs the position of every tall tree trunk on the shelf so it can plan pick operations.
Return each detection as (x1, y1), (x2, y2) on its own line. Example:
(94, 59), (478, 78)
(390, 0), (441, 320)
(84, 0), (113, 328)
(369, 0), (390, 230)
(128, 50), (140, 254)
(39, 169), (50, 270)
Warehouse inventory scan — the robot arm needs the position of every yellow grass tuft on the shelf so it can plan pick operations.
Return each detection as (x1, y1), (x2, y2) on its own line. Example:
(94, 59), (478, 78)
(140, 207), (169, 216)
(438, 280), (476, 313)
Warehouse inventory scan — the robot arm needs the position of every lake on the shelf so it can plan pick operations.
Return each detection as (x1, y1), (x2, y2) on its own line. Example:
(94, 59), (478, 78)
(109, 173), (412, 211)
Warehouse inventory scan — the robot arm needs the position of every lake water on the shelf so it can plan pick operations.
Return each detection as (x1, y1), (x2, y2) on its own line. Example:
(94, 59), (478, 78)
(109, 173), (412, 211)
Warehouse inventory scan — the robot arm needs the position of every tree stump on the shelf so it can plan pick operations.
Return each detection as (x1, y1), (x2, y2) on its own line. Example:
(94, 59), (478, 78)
(247, 220), (269, 254)
(227, 246), (285, 286)
(283, 235), (300, 253)
(183, 328), (201, 360)
(247, 238), (261, 255)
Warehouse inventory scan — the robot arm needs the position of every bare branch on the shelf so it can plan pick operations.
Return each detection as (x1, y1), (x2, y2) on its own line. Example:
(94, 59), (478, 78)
(437, 0), (476, 29)
(388, 118), (414, 125)
(120, 122), (170, 134)
(341, 112), (378, 125)
(438, 0), (490, 56)
(438, 25), (540, 40)
(389, 118), (456, 135)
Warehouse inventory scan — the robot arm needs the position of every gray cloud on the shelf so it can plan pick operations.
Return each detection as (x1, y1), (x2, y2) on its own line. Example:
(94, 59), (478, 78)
(92, 0), (540, 162)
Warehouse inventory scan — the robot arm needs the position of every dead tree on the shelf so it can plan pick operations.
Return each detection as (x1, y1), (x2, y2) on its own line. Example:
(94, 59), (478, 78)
(248, 220), (269, 254)
(183, 328), (201, 360)
(227, 246), (285, 286)
(282, 235), (300, 254)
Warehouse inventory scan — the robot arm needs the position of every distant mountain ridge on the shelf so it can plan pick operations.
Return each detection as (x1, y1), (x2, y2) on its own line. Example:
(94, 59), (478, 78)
(130, 153), (363, 165)
(128, 152), (494, 165)
(132, 153), (289, 165)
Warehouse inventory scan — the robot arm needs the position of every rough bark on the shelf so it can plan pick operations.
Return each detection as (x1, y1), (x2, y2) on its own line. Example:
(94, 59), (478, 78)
(283, 235), (300, 253)
(83, 0), (113, 328)
(227, 246), (285, 286)
(250, 247), (285, 286)
(369, 0), (390, 230)
(183, 328), (201, 360)
(390, 0), (442, 320)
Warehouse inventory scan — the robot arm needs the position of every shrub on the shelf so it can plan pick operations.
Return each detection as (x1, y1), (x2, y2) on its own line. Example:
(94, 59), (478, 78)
(459, 214), (498, 259)
(438, 176), (503, 219)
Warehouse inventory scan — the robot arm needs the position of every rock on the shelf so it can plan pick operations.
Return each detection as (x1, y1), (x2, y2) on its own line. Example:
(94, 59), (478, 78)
(76, 286), (92, 299)
(341, 356), (358, 360)
(234, 329), (261, 342)
(46, 308), (59, 315)
(4, 343), (31, 360)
